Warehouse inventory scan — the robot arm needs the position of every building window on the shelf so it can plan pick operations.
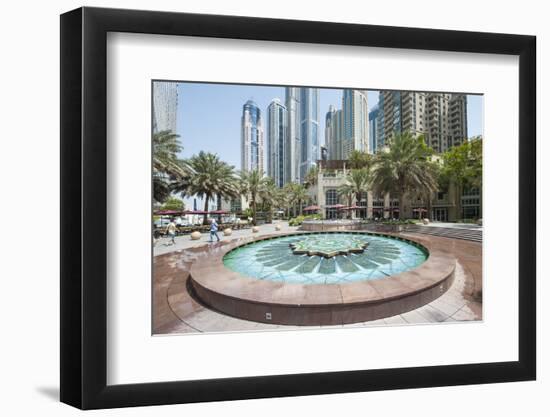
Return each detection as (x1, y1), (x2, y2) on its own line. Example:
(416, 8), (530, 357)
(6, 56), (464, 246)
(326, 189), (338, 206)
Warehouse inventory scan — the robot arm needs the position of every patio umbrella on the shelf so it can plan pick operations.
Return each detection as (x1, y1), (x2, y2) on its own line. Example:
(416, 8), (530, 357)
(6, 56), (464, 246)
(413, 208), (427, 219)
(184, 210), (208, 215)
(153, 209), (185, 216)
(303, 205), (320, 212)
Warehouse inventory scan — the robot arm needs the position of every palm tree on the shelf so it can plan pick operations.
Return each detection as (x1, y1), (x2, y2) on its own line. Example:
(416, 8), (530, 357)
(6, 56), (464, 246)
(304, 166), (319, 188)
(153, 130), (184, 176)
(337, 184), (354, 218)
(348, 150), (373, 170)
(442, 138), (483, 220)
(282, 183), (296, 217)
(338, 168), (371, 219)
(291, 184), (309, 216)
(411, 160), (440, 220)
(152, 130), (187, 203)
(259, 177), (278, 223)
(275, 188), (289, 218)
(371, 132), (435, 219)
(239, 169), (264, 225)
(179, 152), (239, 225)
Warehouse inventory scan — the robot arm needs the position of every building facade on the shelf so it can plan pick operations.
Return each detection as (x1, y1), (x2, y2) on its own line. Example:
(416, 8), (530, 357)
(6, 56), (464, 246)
(376, 92), (386, 150)
(369, 105), (379, 154)
(284, 87), (302, 184)
(308, 159), (480, 222)
(152, 81), (178, 134)
(298, 88), (320, 182)
(266, 98), (288, 187)
(241, 99), (264, 173)
(376, 90), (468, 153)
(342, 89), (369, 157)
(325, 105), (337, 160)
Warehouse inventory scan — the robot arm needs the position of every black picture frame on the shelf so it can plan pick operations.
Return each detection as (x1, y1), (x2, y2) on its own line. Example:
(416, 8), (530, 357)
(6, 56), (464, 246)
(60, 6), (536, 410)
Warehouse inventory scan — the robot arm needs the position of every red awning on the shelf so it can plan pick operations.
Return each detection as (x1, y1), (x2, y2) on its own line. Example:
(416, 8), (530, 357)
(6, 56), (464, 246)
(154, 210), (185, 215)
(303, 205), (320, 211)
(184, 210), (208, 215)
(325, 204), (346, 209)
(339, 205), (366, 210)
(209, 210), (229, 214)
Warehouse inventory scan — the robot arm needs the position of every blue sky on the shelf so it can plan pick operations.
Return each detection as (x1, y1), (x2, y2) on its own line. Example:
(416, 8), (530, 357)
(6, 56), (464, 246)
(175, 82), (483, 169)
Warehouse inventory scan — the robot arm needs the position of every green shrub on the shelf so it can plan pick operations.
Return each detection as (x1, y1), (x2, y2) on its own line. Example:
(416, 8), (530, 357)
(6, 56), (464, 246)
(381, 219), (416, 225)
(288, 213), (321, 226)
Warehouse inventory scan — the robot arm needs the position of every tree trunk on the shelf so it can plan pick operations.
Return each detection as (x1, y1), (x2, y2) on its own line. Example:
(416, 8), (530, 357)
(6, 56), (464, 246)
(299, 199), (303, 216)
(202, 195), (210, 225)
(456, 184), (463, 221)
(398, 193), (405, 220)
(427, 192), (433, 221)
(479, 186), (482, 220)
(252, 194), (257, 225)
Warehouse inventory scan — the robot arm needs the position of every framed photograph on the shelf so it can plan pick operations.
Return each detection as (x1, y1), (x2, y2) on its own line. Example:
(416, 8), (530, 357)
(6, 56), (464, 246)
(60, 6), (536, 409)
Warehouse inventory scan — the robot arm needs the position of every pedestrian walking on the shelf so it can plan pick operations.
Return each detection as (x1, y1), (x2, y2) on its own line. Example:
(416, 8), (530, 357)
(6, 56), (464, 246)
(209, 218), (220, 242)
(165, 218), (177, 245)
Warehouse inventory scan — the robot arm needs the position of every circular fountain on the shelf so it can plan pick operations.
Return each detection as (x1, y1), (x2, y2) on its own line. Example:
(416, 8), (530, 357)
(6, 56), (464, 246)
(189, 231), (456, 325)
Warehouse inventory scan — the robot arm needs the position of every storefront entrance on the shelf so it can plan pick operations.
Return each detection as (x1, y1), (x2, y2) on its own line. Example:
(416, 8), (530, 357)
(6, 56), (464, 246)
(433, 208), (448, 222)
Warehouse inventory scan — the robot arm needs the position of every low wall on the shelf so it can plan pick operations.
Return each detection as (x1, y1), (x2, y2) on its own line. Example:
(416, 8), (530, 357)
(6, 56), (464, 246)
(301, 220), (405, 233)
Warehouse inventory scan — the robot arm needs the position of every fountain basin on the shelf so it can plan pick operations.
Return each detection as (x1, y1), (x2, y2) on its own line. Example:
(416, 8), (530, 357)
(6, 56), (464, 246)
(189, 232), (455, 325)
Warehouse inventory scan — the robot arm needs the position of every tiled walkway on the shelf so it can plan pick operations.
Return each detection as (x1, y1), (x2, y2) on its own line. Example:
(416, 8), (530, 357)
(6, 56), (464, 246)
(153, 225), (482, 335)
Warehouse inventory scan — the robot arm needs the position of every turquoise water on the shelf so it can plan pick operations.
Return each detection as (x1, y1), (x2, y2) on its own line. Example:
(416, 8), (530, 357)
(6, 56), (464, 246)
(223, 232), (428, 285)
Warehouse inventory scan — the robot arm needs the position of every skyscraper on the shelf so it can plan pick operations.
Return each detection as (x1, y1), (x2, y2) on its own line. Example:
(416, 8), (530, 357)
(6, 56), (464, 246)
(266, 98), (288, 187)
(369, 105), (379, 154)
(241, 100), (264, 173)
(285, 87), (301, 184)
(449, 94), (468, 147)
(152, 81), (178, 134)
(342, 89), (369, 158)
(334, 109), (344, 159)
(299, 88), (320, 182)
(377, 90), (468, 153)
(325, 105), (337, 160)
(376, 92), (386, 150)
(325, 106), (344, 160)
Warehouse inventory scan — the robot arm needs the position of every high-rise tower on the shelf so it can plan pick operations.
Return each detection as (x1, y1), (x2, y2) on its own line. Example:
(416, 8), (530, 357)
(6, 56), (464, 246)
(299, 88), (320, 182)
(152, 81), (178, 134)
(285, 87), (301, 184)
(266, 98), (288, 187)
(241, 100), (264, 173)
(377, 90), (468, 153)
(342, 89), (369, 158)
(369, 105), (379, 154)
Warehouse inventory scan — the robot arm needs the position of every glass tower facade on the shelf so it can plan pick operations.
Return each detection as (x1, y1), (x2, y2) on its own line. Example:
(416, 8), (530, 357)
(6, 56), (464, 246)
(267, 99), (288, 187)
(369, 105), (379, 154)
(152, 81), (178, 134)
(284, 88), (301, 184)
(342, 89), (369, 158)
(299, 88), (320, 182)
(241, 100), (264, 173)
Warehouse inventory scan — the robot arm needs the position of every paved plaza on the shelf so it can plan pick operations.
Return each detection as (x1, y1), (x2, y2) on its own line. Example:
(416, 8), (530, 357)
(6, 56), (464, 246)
(153, 221), (297, 256)
(153, 222), (482, 334)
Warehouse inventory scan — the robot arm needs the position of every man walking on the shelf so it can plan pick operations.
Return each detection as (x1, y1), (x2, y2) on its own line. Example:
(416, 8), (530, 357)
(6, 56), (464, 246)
(165, 218), (177, 246)
(209, 218), (220, 243)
